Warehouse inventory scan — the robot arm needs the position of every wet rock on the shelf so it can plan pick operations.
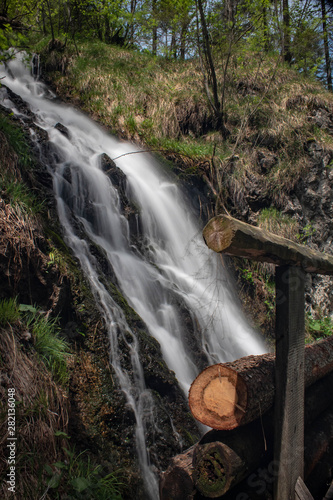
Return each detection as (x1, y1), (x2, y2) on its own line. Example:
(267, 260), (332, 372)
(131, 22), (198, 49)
(55, 122), (70, 138)
(100, 153), (142, 242)
(0, 85), (34, 121)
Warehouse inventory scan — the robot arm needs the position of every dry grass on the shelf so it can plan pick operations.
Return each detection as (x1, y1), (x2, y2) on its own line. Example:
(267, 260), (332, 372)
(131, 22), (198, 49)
(0, 324), (69, 499)
(257, 208), (300, 242)
(46, 42), (333, 204)
(0, 131), (20, 176)
(0, 199), (45, 289)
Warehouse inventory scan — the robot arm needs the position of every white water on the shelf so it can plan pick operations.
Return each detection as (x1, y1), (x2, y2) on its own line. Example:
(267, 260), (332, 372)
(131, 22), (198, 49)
(0, 53), (267, 499)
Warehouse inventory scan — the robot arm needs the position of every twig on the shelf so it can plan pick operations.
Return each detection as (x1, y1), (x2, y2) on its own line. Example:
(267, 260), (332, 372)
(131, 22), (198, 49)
(105, 148), (196, 173)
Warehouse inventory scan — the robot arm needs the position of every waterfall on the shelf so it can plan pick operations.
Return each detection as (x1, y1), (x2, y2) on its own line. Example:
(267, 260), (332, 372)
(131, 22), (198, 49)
(0, 53), (267, 499)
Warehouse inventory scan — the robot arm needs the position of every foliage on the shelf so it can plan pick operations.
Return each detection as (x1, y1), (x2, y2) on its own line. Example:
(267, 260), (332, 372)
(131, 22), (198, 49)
(44, 444), (123, 499)
(0, 297), (20, 326)
(241, 268), (254, 284)
(1, 0), (331, 90)
(296, 223), (316, 244)
(306, 312), (333, 342)
(24, 312), (70, 384)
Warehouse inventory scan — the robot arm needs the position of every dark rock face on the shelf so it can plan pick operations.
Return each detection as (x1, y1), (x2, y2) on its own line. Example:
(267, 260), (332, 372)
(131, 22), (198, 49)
(224, 139), (333, 318)
(257, 151), (278, 174)
(294, 150), (333, 314)
(175, 99), (214, 137)
(100, 153), (143, 243)
(55, 122), (71, 138)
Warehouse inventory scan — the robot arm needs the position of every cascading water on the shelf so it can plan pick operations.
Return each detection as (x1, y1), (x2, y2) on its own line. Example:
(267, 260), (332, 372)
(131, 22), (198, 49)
(0, 52), (267, 499)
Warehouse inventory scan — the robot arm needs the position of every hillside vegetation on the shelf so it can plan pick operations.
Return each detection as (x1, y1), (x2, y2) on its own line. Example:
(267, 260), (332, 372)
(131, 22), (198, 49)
(40, 38), (333, 189)
(1, 36), (333, 499)
(39, 37), (333, 337)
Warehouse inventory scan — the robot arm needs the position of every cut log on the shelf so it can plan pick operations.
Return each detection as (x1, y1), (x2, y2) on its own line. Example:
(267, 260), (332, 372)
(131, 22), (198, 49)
(202, 214), (333, 275)
(189, 336), (333, 430)
(192, 413), (272, 498)
(192, 441), (245, 498)
(191, 392), (333, 498)
(160, 379), (333, 499)
(159, 446), (195, 500)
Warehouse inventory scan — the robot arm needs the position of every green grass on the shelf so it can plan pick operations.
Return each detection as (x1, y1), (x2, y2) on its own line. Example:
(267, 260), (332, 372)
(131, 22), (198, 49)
(152, 137), (220, 163)
(44, 444), (124, 499)
(306, 313), (333, 342)
(0, 114), (31, 167)
(0, 301), (70, 382)
(0, 297), (20, 326)
(257, 208), (299, 240)
(25, 313), (70, 384)
(4, 179), (44, 214)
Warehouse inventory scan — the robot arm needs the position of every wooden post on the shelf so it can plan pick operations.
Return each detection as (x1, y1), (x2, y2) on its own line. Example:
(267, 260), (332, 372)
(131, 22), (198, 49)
(201, 214), (333, 498)
(274, 265), (305, 500)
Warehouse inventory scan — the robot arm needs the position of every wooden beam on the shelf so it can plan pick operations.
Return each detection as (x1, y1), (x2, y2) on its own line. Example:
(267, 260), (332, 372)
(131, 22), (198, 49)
(203, 215), (333, 275)
(295, 477), (314, 500)
(274, 265), (305, 500)
(323, 481), (333, 500)
(159, 446), (195, 500)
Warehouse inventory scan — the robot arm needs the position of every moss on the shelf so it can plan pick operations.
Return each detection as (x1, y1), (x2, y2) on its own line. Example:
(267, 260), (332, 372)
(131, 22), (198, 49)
(195, 453), (227, 495)
(107, 282), (143, 326)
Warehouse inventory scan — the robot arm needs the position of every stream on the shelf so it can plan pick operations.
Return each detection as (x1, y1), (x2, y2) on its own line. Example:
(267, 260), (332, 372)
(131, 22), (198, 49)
(0, 52), (267, 499)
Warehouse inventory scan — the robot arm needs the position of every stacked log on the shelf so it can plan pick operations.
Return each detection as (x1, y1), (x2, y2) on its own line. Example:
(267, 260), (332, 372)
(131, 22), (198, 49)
(160, 339), (333, 499)
(188, 336), (333, 431)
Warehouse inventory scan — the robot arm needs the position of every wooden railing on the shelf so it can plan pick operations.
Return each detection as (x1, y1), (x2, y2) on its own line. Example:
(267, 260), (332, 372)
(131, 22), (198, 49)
(202, 215), (333, 499)
(160, 215), (333, 500)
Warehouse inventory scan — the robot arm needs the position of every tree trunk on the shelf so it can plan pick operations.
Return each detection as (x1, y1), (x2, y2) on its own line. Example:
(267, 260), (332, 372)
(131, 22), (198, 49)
(180, 23), (187, 60)
(44, 0), (55, 44)
(189, 336), (333, 430)
(282, 0), (292, 64)
(152, 0), (157, 56)
(321, 0), (332, 92)
(196, 0), (228, 138)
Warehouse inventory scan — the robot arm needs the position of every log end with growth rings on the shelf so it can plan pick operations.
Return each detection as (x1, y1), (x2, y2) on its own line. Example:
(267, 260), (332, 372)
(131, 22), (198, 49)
(188, 364), (248, 430)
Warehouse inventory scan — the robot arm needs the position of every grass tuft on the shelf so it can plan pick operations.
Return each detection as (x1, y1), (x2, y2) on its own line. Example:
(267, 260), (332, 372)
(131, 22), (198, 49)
(25, 313), (70, 385)
(0, 297), (20, 326)
(257, 208), (299, 241)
